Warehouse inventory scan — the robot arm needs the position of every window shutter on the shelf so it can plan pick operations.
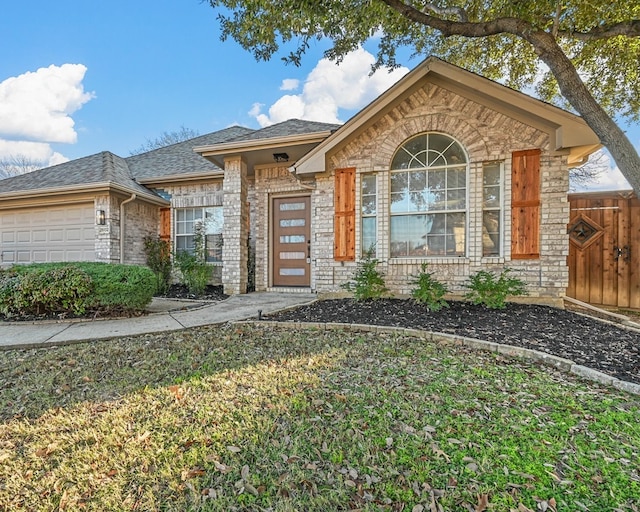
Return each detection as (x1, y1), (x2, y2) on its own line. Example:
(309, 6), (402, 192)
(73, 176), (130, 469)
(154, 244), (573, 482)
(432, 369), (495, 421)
(334, 167), (356, 261)
(160, 208), (171, 242)
(511, 149), (540, 259)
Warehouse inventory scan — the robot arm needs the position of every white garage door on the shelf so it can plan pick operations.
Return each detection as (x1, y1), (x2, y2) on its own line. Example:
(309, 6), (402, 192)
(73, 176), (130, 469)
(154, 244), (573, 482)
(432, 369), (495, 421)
(0, 204), (96, 265)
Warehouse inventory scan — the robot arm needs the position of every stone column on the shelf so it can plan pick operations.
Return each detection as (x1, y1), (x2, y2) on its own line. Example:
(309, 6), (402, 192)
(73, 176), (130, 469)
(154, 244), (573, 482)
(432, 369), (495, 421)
(222, 156), (248, 294)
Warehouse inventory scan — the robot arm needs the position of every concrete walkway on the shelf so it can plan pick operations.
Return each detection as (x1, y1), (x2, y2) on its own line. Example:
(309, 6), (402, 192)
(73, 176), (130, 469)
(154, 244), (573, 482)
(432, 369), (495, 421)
(0, 292), (316, 350)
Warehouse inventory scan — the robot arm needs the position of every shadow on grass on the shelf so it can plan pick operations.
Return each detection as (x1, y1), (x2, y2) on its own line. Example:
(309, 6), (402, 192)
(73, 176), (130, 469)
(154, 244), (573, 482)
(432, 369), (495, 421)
(1, 324), (639, 511)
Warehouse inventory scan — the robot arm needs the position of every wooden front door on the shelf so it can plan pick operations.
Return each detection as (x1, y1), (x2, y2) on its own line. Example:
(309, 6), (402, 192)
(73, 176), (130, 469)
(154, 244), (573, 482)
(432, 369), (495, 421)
(567, 192), (640, 309)
(272, 196), (311, 287)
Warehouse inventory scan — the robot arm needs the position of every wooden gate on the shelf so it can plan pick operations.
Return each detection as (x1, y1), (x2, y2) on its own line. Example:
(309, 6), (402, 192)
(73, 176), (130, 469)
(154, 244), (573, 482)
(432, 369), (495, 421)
(567, 191), (640, 309)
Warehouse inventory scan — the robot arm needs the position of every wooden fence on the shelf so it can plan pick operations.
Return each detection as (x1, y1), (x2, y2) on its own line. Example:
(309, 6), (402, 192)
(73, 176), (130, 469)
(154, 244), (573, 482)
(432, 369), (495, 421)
(567, 191), (640, 309)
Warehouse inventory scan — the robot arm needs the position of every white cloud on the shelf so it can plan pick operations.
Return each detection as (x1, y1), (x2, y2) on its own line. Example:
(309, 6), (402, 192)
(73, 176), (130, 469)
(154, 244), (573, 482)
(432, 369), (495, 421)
(0, 139), (68, 165)
(251, 48), (409, 127)
(584, 165), (632, 191)
(280, 78), (299, 91)
(0, 63), (94, 167)
(573, 150), (633, 192)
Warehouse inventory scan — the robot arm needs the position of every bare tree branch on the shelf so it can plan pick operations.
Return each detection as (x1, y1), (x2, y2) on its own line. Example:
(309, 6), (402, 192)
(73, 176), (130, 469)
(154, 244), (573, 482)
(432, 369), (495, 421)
(129, 126), (200, 155)
(0, 154), (47, 179)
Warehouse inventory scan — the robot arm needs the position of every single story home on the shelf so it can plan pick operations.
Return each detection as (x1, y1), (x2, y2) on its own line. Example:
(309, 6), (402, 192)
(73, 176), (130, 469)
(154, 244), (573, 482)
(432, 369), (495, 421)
(0, 57), (600, 302)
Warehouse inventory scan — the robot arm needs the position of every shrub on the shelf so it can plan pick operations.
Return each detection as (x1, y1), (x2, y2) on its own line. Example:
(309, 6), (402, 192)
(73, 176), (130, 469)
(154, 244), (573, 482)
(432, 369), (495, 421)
(174, 220), (211, 296)
(342, 248), (389, 300)
(5, 262), (156, 315)
(410, 263), (449, 311)
(464, 268), (528, 309)
(0, 266), (92, 317)
(174, 251), (210, 296)
(81, 263), (156, 311)
(143, 236), (172, 294)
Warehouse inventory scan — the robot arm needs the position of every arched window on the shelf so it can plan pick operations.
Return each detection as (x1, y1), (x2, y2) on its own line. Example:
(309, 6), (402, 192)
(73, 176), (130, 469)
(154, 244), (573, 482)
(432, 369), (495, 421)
(390, 133), (467, 257)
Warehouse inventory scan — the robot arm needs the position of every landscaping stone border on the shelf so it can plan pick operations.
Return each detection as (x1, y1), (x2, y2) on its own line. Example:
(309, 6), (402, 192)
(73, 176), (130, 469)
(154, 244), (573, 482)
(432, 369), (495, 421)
(239, 320), (640, 396)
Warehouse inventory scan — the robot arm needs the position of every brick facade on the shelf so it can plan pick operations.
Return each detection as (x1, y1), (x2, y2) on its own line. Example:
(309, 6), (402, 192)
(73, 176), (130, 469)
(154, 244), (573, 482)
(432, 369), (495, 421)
(249, 82), (571, 301)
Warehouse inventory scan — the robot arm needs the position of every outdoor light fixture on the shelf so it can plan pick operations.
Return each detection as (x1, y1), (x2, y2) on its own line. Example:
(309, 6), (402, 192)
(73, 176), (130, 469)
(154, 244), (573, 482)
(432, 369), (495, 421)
(96, 209), (106, 225)
(273, 152), (289, 163)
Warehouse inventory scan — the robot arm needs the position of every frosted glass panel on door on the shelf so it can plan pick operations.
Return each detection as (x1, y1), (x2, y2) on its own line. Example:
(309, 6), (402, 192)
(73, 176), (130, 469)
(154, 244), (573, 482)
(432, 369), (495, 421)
(279, 203), (305, 211)
(280, 235), (305, 243)
(280, 219), (305, 227)
(280, 252), (306, 259)
(279, 268), (305, 276)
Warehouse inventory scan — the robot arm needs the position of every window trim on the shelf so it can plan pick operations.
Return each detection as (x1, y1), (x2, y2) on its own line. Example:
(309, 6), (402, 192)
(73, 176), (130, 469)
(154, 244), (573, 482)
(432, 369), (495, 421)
(388, 132), (469, 259)
(482, 161), (504, 258)
(361, 173), (377, 256)
(174, 206), (224, 264)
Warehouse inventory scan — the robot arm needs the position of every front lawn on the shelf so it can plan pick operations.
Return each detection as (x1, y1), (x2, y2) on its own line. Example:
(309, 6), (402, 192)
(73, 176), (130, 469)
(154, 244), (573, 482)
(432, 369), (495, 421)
(1, 324), (638, 511)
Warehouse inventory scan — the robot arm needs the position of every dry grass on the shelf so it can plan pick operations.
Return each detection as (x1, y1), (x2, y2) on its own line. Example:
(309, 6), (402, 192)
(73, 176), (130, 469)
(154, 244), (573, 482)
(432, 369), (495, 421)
(1, 324), (639, 511)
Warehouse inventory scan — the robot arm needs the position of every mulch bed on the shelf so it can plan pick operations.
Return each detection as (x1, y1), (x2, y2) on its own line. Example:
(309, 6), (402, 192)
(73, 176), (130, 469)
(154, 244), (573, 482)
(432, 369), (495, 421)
(157, 284), (228, 302)
(266, 298), (640, 385)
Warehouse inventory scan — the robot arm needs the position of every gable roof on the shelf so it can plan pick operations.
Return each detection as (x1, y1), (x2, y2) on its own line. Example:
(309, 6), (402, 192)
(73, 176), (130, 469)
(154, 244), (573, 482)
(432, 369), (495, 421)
(292, 57), (601, 175)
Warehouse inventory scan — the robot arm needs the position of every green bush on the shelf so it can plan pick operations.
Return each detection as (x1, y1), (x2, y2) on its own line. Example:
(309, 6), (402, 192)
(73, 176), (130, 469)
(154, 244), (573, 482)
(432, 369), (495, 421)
(143, 236), (172, 294)
(0, 266), (92, 317)
(173, 220), (211, 296)
(464, 268), (528, 309)
(342, 248), (389, 300)
(79, 263), (156, 311)
(410, 263), (449, 311)
(4, 262), (156, 316)
(174, 251), (210, 296)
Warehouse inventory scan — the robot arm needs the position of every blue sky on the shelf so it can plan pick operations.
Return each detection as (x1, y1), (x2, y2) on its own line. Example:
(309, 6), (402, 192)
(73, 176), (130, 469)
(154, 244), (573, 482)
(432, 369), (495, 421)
(0, 0), (636, 190)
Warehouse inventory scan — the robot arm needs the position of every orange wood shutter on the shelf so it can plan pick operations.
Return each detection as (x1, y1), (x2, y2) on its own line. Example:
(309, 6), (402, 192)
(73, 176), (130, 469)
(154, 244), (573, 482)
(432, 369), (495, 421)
(160, 208), (171, 241)
(511, 149), (541, 259)
(334, 167), (356, 261)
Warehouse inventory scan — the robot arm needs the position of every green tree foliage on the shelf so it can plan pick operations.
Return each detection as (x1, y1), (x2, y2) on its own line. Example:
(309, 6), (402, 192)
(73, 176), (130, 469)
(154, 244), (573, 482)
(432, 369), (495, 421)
(208, 0), (640, 192)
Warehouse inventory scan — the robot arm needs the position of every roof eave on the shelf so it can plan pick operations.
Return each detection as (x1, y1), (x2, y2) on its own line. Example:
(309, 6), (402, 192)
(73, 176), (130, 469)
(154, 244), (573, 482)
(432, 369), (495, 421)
(137, 171), (224, 185)
(194, 131), (334, 157)
(0, 182), (169, 206)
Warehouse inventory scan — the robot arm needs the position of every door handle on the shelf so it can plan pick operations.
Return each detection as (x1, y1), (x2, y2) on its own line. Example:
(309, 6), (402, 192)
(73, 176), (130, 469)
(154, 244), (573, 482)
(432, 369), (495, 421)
(307, 240), (311, 263)
(614, 245), (631, 262)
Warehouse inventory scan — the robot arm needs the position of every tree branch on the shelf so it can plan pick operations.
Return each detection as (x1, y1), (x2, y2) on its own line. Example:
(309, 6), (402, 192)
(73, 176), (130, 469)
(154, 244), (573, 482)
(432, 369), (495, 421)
(379, 0), (529, 38)
(558, 20), (640, 41)
(423, 3), (468, 23)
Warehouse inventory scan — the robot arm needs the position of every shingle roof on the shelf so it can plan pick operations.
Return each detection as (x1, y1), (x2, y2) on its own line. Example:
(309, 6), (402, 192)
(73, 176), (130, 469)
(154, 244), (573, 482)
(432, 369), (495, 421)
(127, 126), (255, 180)
(0, 126), (254, 197)
(0, 121), (336, 198)
(224, 119), (340, 143)
(0, 151), (150, 196)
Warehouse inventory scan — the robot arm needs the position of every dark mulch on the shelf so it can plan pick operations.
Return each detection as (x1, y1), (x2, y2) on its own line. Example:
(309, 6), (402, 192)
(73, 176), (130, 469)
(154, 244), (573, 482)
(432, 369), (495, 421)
(266, 298), (640, 385)
(155, 284), (227, 302)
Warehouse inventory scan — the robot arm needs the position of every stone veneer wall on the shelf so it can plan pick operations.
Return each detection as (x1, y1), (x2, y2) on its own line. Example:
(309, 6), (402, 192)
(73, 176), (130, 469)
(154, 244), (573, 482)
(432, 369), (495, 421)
(94, 195), (121, 263)
(161, 180), (225, 284)
(254, 82), (571, 300)
(121, 200), (159, 266)
(222, 157), (249, 294)
(94, 195), (160, 265)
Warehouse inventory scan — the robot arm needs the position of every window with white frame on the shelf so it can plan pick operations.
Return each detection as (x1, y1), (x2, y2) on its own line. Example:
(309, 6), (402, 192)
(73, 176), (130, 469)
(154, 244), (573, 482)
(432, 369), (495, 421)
(175, 207), (223, 263)
(361, 174), (377, 255)
(390, 133), (467, 258)
(482, 162), (503, 256)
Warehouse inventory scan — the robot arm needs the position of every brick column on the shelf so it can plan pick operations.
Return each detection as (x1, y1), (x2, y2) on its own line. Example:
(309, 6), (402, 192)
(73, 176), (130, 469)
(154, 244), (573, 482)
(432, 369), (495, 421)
(222, 156), (249, 294)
